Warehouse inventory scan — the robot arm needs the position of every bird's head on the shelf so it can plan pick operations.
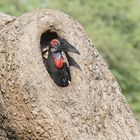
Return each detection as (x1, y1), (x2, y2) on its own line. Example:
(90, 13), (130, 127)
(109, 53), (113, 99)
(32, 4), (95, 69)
(50, 38), (80, 55)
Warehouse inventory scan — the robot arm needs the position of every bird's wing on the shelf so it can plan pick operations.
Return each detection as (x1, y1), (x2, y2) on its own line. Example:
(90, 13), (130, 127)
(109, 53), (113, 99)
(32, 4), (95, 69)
(65, 52), (81, 70)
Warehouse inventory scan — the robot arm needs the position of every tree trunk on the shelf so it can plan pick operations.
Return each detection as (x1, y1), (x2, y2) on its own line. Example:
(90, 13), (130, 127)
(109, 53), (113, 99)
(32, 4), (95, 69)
(0, 9), (140, 140)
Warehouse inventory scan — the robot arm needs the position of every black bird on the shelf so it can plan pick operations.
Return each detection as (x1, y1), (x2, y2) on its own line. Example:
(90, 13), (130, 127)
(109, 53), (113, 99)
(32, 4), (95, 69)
(42, 38), (81, 87)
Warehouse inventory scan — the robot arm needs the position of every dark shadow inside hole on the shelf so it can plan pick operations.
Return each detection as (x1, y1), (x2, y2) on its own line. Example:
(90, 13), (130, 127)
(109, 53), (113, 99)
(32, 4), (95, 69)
(40, 30), (81, 87)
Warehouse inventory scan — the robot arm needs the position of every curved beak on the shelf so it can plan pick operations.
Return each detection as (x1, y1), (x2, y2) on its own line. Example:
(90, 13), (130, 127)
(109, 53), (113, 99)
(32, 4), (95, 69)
(56, 39), (80, 55)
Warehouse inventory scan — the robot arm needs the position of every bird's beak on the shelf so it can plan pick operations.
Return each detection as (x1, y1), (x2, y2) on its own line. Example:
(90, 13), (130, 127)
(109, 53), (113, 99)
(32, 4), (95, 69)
(57, 44), (80, 54)
(56, 39), (80, 55)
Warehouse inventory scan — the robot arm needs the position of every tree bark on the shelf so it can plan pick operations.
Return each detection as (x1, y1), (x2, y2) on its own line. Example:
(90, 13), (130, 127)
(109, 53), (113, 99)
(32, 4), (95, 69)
(0, 9), (140, 140)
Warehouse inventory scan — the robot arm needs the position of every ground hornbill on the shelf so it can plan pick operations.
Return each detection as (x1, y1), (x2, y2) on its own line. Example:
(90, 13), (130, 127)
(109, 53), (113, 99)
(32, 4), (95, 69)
(41, 36), (81, 87)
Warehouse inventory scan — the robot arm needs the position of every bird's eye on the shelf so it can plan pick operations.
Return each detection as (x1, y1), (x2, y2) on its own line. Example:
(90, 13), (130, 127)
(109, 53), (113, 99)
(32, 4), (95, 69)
(51, 39), (60, 47)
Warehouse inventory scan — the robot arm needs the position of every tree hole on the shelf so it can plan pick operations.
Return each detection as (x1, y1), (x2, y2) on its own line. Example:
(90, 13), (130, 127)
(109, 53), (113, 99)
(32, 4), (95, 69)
(40, 30), (81, 87)
(40, 30), (71, 87)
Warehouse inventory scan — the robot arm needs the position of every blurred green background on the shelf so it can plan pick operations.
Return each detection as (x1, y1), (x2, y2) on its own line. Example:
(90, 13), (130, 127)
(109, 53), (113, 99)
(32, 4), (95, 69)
(0, 0), (140, 120)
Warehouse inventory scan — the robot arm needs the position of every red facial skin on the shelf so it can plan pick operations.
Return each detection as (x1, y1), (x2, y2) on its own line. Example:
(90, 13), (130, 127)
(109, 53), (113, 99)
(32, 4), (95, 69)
(50, 39), (60, 47)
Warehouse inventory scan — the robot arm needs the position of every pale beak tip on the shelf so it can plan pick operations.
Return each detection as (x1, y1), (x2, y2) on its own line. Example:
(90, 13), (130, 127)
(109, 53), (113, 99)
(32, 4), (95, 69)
(68, 80), (71, 85)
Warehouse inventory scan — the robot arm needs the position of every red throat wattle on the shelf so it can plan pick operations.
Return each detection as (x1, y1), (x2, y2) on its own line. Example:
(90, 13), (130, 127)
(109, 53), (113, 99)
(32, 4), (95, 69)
(53, 53), (64, 68)
(54, 57), (64, 68)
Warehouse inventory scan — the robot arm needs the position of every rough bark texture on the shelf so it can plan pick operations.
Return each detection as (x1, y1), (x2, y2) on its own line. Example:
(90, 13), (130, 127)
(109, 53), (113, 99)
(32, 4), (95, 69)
(0, 9), (140, 140)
